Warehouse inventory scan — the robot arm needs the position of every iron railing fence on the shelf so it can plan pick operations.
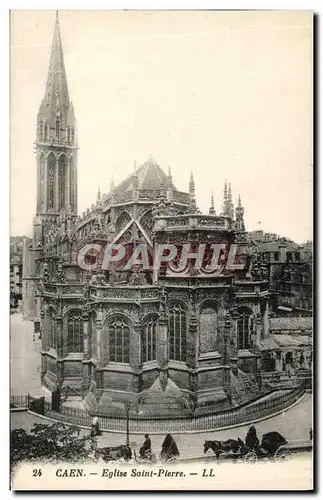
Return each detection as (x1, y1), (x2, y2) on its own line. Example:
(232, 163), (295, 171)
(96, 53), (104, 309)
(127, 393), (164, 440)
(10, 382), (305, 433)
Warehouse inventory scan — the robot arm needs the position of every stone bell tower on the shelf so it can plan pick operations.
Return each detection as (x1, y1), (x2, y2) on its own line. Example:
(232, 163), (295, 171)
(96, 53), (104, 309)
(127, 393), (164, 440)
(35, 11), (78, 220)
(23, 12), (78, 323)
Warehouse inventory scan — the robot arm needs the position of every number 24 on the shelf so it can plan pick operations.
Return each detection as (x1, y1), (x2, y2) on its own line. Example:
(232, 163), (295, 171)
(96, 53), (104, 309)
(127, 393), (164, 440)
(32, 469), (42, 477)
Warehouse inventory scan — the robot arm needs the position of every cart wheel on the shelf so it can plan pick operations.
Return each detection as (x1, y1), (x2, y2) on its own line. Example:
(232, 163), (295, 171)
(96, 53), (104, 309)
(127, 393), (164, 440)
(244, 451), (258, 464)
(274, 448), (291, 462)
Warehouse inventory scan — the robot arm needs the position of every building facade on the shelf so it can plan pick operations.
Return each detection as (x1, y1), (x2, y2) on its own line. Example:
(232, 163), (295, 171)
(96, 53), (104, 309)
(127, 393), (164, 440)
(10, 237), (23, 308)
(23, 14), (312, 416)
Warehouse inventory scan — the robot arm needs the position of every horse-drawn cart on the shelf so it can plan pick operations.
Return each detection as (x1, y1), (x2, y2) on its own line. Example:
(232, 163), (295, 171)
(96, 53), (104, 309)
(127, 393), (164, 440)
(203, 432), (313, 465)
(243, 432), (313, 464)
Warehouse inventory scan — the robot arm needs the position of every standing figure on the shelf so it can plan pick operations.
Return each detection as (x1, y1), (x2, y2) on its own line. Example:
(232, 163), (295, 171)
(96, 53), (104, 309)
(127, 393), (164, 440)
(245, 425), (260, 453)
(160, 434), (180, 462)
(91, 415), (100, 437)
(139, 434), (152, 459)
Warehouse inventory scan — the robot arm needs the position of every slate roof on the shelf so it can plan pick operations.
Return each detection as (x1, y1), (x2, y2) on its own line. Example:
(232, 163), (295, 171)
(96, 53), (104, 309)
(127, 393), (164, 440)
(260, 334), (312, 351)
(114, 157), (178, 194)
(258, 240), (299, 253)
(269, 317), (313, 331)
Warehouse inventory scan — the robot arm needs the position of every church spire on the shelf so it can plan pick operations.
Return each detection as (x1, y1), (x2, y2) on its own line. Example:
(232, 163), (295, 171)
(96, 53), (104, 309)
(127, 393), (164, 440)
(97, 186), (101, 203)
(167, 165), (173, 188)
(45, 11), (70, 110)
(209, 192), (215, 214)
(227, 182), (234, 218)
(235, 194), (245, 231)
(189, 172), (195, 196)
(35, 12), (78, 216)
(222, 180), (228, 214)
(110, 176), (115, 192)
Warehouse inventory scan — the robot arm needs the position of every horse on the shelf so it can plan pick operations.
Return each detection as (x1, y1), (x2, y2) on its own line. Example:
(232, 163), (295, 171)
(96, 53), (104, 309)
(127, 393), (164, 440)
(95, 444), (132, 462)
(203, 438), (245, 459)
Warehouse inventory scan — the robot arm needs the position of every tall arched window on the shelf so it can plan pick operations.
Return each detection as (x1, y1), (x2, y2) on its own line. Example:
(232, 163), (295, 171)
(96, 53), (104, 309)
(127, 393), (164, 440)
(88, 311), (96, 359)
(116, 211), (131, 233)
(58, 155), (66, 210)
(199, 305), (218, 354)
(47, 153), (56, 211)
(142, 317), (157, 363)
(39, 154), (45, 210)
(140, 211), (154, 236)
(237, 308), (252, 350)
(50, 310), (56, 349)
(67, 312), (83, 353)
(168, 303), (187, 362)
(109, 317), (130, 363)
(69, 157), (74, 209)
(56, 117), (60, 139)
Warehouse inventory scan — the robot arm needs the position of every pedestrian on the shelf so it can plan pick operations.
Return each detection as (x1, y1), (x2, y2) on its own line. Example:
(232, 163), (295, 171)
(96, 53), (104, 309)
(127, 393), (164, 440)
(309, 428), (313, 441)
(139, 434), (151, 458)
(160, 434), (180, 462)
(91, 415), (100, 437)
(245, 424), (260, 452)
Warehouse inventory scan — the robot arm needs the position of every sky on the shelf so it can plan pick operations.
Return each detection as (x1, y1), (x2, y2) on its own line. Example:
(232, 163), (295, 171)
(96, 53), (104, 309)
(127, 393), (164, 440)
(10, 10), (313, 242)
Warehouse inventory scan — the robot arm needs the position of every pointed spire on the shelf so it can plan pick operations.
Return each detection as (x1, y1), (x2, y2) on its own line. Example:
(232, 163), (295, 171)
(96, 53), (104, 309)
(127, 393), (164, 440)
(235, 194), (245, 231)
(209, 192), (215, 215)
(97, 186), (101, 202)
(227, 182), (232, 203)
(133, 160), (139, 189)
(167, 165), (173, 188)
(45, 12), (70, 109)
(37, 11), (75, 140)
(189, 172), (195, 195)
(227, 182), (234, 218)
(222, 179), (228, 213)
(110, 176), (115, 192)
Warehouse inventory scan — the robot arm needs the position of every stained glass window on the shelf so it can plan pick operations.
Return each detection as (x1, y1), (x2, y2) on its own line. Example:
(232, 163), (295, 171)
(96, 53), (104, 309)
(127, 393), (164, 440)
(168, 304), (187, 362)
(109, 317), (130, 363)
(237, 308), (252, 350)
(142, 319), (157, 363)
(67, 313), (83, 353)
(199, 306), (217, 353)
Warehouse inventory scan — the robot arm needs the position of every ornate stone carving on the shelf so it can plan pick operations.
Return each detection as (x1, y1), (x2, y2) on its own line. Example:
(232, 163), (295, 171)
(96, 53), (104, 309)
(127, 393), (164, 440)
(168, 290), (190, 304)
(56, 262), (65, 283)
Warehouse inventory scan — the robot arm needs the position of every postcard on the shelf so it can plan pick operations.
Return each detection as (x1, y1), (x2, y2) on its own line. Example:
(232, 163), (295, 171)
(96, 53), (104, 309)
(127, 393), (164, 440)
(10, 9), (313, 491)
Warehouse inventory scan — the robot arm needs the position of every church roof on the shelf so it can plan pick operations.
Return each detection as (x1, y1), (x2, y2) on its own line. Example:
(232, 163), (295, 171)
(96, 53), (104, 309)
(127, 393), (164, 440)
(269, 317), (312, 332)
(113, 157), (178, 194)
(258, 240), (299, 253)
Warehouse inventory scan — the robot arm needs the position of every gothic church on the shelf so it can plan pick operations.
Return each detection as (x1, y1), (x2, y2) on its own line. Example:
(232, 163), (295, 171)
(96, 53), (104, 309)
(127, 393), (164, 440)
(23, 14), (272, 416)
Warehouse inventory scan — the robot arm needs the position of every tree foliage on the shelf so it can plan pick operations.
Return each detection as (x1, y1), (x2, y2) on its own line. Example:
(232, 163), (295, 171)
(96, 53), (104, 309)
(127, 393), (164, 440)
(11, 422), (93, 468)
